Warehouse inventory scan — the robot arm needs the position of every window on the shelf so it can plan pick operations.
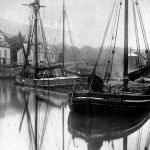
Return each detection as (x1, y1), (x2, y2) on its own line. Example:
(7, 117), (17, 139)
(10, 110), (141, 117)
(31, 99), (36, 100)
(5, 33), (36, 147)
(4, 50), (7, 57)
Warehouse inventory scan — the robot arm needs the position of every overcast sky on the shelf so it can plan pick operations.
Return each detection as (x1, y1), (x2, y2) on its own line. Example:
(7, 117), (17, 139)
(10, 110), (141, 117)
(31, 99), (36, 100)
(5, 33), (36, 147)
(0, 0), (150, 48)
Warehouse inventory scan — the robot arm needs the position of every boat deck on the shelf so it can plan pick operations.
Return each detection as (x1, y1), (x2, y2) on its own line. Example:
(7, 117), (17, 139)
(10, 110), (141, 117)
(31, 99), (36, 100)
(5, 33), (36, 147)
(33, 76), (79, 81)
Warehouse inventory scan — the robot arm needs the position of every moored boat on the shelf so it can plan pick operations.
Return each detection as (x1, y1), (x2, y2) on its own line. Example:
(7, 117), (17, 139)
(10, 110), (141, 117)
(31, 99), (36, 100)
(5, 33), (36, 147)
(68, 0), (150, 114)
(14, 0), (88, 92)
(68, 91), (150, 114)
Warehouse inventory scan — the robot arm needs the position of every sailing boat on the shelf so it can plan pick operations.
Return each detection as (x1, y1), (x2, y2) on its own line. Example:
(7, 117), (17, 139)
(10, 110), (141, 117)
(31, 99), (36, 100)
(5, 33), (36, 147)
(68, 111), (150, 150)
(68, 0), (150, 114)
(15, 0), (86, 92)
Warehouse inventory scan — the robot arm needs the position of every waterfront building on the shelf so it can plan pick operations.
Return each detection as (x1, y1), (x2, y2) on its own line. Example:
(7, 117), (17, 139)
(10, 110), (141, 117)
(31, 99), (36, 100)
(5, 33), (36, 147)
(0, 30), (11, 66)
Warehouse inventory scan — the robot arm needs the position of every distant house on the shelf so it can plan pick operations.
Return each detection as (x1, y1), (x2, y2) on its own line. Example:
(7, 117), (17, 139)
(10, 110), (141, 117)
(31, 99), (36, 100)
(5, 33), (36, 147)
(0, 30), (11, 66)
(17, 43), (55, 66)
(5, 34), (23, 66)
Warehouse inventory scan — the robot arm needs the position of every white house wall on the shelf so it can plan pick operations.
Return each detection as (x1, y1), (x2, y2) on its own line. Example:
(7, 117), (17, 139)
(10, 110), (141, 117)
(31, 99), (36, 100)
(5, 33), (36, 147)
(0, 47), (10, 65)
(0, 31), (11, 66)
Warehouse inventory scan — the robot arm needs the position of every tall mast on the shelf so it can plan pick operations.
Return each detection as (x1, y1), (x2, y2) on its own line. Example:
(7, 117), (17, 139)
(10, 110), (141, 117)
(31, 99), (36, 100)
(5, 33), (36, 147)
(23, 1), (45, 78)
(123, 0), (128, 91)
(34, 2), (39, 150)
(62, 0), (65, 76)
(34, 0), (39, 78)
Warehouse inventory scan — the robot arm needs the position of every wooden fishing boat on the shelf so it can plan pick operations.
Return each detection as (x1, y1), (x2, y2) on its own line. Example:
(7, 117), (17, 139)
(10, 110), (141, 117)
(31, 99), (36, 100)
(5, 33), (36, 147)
(14, 0), (88, 91)
(68, 91), (150, 114)
(68, 0), (150, 114)
(67, 111), (150, 150)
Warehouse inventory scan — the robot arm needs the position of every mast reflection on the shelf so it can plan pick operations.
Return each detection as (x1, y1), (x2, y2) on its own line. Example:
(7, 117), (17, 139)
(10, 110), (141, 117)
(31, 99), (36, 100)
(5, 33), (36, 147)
(19, 87), (67, 150)
(19, 88), (51, 150)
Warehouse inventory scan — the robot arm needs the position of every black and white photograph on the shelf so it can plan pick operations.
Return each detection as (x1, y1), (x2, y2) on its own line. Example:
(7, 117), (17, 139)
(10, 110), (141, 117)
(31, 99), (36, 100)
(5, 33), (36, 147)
(0, 0), (150, 150)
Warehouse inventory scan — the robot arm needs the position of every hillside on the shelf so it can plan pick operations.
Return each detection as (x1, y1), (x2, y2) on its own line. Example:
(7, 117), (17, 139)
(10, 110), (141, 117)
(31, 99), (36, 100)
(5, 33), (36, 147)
(0, 17), (95, 48)
(0, 17), (146, 78)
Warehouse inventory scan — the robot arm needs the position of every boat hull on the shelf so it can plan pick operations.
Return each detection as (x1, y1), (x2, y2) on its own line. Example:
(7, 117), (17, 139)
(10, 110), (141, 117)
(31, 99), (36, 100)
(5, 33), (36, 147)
(15, 75), (87, 92)
(68, 92), (150, 115)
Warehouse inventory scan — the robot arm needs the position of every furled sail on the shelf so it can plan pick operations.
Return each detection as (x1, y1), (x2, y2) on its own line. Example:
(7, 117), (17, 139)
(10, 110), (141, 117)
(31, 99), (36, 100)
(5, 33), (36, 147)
(128, 66), (149, 81)
(37, 64), (62, 71)
(88, 73), (104, 92)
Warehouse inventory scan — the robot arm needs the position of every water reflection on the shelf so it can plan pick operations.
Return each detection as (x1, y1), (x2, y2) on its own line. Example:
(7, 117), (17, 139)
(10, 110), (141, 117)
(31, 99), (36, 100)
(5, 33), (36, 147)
(1, 80), (150, 150)
(18, 86), (68, 150)
(67, 112), (150, 150)
(0, 80), (69, 150)
(0, 80), (24, 117)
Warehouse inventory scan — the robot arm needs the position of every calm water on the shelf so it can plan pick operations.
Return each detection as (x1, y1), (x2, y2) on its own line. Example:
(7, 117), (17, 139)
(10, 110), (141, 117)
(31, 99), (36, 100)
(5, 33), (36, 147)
(1, 79), (150, 150)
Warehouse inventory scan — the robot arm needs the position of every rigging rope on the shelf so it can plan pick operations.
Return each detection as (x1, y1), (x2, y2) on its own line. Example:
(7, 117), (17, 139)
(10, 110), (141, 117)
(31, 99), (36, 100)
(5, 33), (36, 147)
(109, 0), (122, 76)
(89, 0), (118, 91)
(132, 0), (142, 69)
(52, 13), (63, 62)
(93, 0), (118, 73)
(135, 0), (150, 63)
(38, 12), (51, 65)
(54, 13), (63, 45)
(104, 0), (122, 83)
(18, 10), (35, 69)
(52, 4), (79, 72)
(102, 0), (119, 78)
(26, 11), (35, 60)
(65, 13), (78, 70)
